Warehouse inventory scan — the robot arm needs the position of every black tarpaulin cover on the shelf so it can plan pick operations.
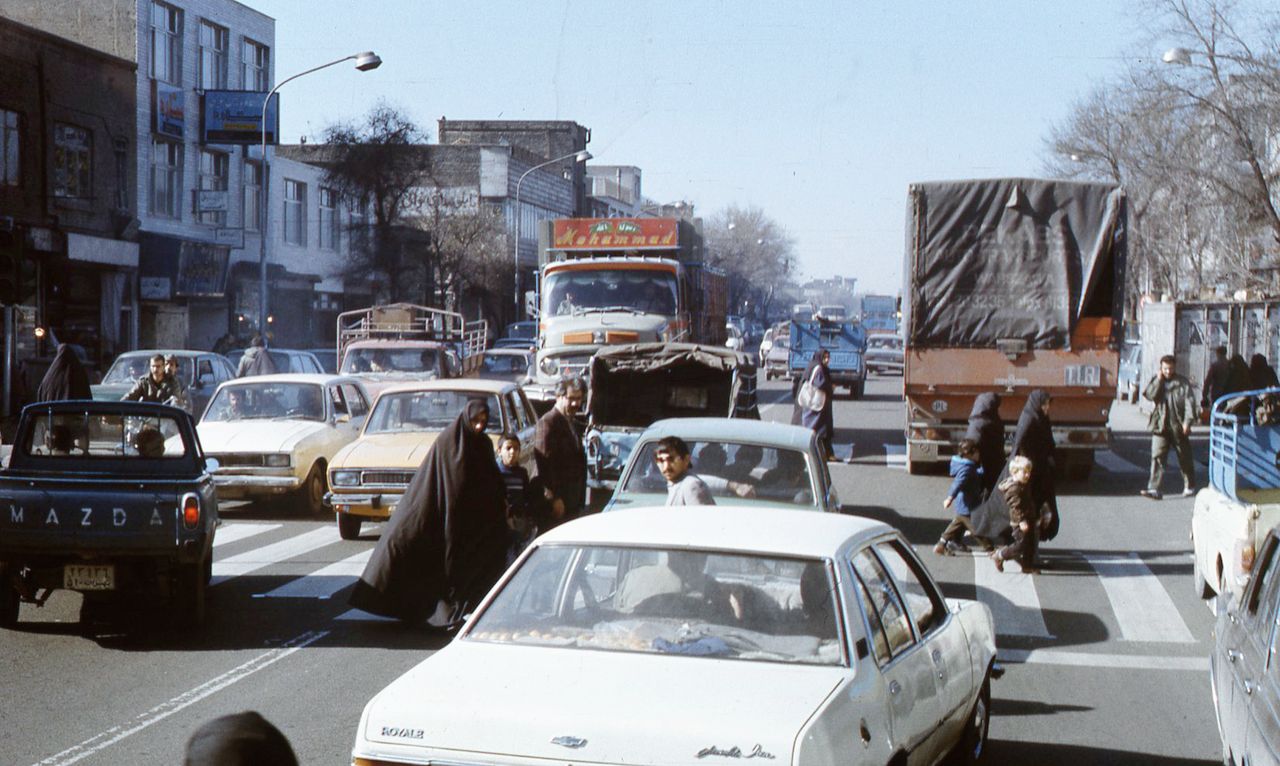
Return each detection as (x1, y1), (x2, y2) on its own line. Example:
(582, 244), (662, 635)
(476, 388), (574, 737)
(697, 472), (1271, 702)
(587, 342), (758, 426)
(905, 178), (1126, 348)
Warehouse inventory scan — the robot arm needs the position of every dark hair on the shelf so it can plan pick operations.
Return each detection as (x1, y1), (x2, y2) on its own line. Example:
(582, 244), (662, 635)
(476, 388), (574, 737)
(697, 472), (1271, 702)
(655, 435), (691, 458)
(1215, 345), (1228, 358)
(1160, 354), (1176, 367)
(150, 353), (166, 365)
(555, 377), (585, 397)
(250, 334), (265, 347)
(957, 438), (978, 460)
(497, 433), (521, 449)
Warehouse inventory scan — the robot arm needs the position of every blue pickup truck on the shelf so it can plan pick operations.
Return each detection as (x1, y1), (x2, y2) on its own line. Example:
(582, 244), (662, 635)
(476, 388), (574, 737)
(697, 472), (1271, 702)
(0, 401), (219, 628)
(789, 319), (868, 399)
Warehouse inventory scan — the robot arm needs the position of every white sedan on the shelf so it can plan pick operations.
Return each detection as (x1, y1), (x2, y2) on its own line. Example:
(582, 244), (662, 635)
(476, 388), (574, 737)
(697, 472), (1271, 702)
(197, 374), (370, 514)
(352, 506), (999, 766)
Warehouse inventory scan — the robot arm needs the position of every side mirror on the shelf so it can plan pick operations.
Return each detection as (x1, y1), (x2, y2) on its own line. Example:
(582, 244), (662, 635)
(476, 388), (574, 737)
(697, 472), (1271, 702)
(204, 456), (221, 473)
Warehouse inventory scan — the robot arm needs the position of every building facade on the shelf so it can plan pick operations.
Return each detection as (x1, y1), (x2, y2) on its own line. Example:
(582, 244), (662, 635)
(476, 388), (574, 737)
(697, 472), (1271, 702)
(0, 14), (138, 410)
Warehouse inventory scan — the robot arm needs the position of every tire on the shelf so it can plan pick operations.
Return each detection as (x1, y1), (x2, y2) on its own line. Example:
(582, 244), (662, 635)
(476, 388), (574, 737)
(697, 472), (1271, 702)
(337, 511), (362, 540)
(177, 560), (207, 628)
(948, 673), (991, 764)
(0, 565), (18, 628)
(295, 462), (327, 516)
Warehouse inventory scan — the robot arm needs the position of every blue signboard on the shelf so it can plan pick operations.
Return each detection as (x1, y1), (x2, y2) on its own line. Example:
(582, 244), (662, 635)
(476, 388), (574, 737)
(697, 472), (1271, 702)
(202, 91), (280, 145)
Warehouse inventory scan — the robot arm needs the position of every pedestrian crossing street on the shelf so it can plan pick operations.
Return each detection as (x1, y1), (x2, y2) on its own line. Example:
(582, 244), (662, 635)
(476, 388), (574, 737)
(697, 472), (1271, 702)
(211, 520), (1214, 667)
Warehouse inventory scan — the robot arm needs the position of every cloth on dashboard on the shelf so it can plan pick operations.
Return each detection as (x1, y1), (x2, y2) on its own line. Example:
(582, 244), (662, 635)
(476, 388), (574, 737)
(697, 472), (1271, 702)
(349, 399), (508, 621)
(35, 344), (92, 402)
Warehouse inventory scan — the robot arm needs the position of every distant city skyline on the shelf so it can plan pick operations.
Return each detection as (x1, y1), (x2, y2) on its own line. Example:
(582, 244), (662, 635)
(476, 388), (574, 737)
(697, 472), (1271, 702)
(253, 0), (1165, 294)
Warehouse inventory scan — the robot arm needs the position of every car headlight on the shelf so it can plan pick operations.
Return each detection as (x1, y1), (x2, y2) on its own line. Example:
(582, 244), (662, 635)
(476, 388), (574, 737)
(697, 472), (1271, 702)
(539, 356), (560, 376)
(330, 470), (360, 487)
(264, 453), (291, 468)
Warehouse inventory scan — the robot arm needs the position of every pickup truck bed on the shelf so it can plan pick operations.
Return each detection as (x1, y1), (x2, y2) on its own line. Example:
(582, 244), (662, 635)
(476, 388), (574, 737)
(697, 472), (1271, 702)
(0, 401), (218, 628)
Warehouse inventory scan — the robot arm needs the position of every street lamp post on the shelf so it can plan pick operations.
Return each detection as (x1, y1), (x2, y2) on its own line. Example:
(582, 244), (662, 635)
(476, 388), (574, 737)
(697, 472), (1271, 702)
(259, 51), (381, 345)
(512, 149), (592, 318)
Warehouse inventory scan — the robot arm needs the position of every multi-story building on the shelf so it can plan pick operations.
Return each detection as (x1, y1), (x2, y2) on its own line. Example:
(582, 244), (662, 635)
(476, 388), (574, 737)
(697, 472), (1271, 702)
(6, 0), (364, 354)
(0, 14), (138, 409)
(586, 165), (642, 218)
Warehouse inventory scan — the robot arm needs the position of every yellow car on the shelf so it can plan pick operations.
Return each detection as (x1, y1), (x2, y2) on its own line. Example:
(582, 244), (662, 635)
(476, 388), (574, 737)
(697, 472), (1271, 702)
(327, 379), (539, 539)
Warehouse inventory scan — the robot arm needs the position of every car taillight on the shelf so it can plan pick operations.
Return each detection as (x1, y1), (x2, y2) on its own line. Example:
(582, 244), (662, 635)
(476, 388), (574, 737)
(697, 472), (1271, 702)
(182, 493), (200, 530)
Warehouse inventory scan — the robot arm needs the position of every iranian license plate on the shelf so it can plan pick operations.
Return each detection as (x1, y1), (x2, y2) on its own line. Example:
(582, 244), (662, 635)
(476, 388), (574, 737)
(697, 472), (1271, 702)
(64, 565), (114, 591)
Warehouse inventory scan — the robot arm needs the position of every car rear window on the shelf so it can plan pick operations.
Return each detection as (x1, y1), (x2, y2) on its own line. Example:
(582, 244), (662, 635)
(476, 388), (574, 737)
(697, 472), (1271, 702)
(23, 411), (190, 459)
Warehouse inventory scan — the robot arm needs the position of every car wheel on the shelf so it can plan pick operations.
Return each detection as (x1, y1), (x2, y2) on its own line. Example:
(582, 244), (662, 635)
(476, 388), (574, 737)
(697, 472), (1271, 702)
(177, 560), (207, 628)
(948, 673), (991, 764)
(295, 462), (327, 516)
(1192, 554), (1214, 600)
(0, 565), (18, 627)
(906, 452), (927, 476)
(337, 511), (362, 540)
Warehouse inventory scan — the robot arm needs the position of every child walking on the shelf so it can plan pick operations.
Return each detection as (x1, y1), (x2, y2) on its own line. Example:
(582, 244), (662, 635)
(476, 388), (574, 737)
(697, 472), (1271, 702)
(934, 439), (987, 555)
(496, 434), (544, 563)
(990, 455), (1040, 574)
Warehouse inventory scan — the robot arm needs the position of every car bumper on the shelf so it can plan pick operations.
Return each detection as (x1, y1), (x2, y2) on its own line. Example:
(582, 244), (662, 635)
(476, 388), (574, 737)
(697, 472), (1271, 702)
(213, 474), (302, 496)
(325, 492), (400, 519)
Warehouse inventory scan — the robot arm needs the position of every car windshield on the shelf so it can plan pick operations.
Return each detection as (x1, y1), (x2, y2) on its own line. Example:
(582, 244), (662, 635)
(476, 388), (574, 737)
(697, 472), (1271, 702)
(23, 411), (189, 459)
(468, 544), (843, 666)
(503, 322), (536, 340)
(542, 269), (678, 317)
(480, 353), (529, 376)
(365, 391), (501, 434)
(341, 347), (440, 375)
(620, 441), (817, 508)
(103, 354), (163, 384)
(202, 383), (326, 422)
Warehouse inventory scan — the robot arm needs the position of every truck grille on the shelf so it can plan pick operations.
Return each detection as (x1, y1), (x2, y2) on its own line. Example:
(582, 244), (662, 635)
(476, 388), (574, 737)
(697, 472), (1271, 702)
(212, 454), (266, 467)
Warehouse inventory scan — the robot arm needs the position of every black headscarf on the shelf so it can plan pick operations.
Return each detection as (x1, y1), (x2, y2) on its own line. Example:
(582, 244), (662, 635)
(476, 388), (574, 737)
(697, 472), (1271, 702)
(1009, 389), (1059, 539)
(184, 711), (298, 766)
(1250, 354), (1279, 390)
(349, 399), (508, 620)
(36, 344), (92, 402)
(964, 392), (1005, 495)
(1227, 354), (1252, 394)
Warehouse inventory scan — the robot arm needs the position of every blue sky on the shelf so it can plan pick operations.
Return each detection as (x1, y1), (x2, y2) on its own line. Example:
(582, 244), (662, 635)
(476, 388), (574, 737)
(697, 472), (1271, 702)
(252, 0), (1161, 294)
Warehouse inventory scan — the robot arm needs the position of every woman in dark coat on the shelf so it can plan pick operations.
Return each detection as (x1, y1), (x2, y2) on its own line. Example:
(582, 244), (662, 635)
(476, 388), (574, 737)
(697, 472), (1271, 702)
(1250, 354), (1279, 390)
(964, 392), (1005, 498)
(1009, 389), (1059, 541)
(36, 343), (92, 402)
(793, 349), (835, 460)
(349, 399), (509, 623)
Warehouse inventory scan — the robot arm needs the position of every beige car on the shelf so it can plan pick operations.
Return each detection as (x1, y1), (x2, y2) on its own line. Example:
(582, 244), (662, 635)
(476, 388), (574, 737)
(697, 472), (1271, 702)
(197, 374), (371, 514)
(327, 379), (539, 539)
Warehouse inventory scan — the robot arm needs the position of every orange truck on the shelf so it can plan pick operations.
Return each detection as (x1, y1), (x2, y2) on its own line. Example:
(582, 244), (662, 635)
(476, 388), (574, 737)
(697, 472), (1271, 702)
(902, 178), (1127, 477)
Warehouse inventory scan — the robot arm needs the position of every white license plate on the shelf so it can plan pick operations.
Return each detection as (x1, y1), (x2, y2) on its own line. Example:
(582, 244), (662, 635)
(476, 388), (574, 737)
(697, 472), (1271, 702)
(64, 565), (114, 591)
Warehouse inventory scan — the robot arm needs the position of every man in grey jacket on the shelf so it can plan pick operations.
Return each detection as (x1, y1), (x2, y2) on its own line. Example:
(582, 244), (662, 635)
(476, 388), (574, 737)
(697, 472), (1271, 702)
(1141, 354), (1199, 500)
(654, 436), (715, 506)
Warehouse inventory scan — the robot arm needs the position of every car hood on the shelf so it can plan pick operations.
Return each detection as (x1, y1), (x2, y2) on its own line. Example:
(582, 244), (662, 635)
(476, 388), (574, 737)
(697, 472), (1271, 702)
(198, 420), (328, 453)
(357, 640), (843, 765)
(336, 432), (440, 469)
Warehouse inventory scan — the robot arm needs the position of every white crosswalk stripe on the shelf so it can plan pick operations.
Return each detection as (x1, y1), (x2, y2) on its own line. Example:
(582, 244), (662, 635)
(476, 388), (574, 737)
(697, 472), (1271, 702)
(213, 522), (281, 548)
(1083, 553), (1195, 643)
(1095, 450), (1146, 475)
(211, 526), (341, 585)
(883, 443), (906, 471)
(974, 556), (1055, 639)
(255, 549), (373, 599)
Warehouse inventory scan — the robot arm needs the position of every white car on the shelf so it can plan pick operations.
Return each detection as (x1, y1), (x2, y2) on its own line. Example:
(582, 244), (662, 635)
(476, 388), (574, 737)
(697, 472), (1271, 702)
(352, 506), (999, 766)
(196, 374), (370, 514)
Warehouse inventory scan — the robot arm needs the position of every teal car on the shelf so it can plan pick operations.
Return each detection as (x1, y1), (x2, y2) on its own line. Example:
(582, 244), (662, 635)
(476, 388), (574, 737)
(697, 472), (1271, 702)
(602, 417), (840, 513)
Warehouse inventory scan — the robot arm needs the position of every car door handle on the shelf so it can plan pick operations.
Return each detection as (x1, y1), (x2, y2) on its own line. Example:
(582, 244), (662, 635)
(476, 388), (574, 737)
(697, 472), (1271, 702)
(1245, 680), (1255, 695)
(889, 680), (901, 695)
(1228, 649), (1243, 663)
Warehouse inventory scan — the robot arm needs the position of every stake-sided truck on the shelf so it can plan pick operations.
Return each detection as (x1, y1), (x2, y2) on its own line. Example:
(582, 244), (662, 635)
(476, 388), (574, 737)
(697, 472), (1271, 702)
(903, 178), (1127, 477)
(529, 217), (727, 408)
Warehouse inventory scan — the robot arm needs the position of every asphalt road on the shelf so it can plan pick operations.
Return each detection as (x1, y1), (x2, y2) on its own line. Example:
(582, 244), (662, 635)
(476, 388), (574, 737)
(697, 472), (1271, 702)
(1, 376), (1223, 765)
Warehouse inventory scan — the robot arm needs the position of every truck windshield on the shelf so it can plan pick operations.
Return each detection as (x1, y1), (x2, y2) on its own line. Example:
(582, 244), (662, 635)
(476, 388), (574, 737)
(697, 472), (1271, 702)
(542, 269), (678, 317)
(341, 347), (441, 375)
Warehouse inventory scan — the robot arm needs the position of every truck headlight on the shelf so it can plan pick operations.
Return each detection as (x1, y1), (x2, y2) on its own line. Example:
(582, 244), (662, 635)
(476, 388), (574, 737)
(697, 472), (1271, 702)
(264, 453), (291, 468)
(539, 356), (560, 376)
(331, 470), (360, 487)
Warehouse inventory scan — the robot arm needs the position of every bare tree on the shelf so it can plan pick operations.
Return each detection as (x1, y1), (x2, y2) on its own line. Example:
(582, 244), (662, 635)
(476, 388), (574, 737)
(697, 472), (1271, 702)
(410, 190), (512, 328)
(318, 103), (428, 300)
(705, 205), (798, 321)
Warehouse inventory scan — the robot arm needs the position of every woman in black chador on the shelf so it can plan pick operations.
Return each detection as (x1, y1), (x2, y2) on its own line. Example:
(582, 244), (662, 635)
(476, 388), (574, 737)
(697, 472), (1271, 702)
(1009, 389), (1059, 541)
(36, 343), (92, 402)
(964, 392), (1005, 499)
(349, 399), (509, 624)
